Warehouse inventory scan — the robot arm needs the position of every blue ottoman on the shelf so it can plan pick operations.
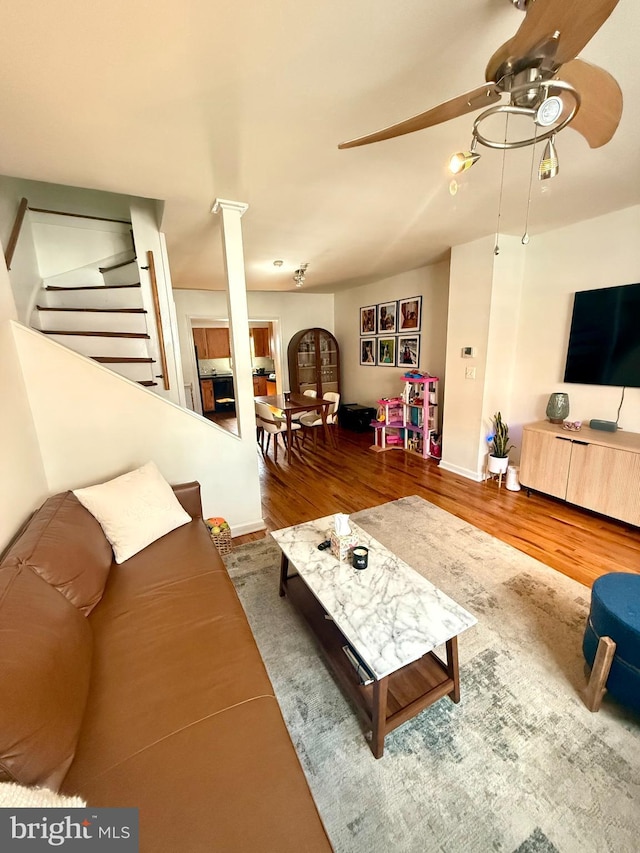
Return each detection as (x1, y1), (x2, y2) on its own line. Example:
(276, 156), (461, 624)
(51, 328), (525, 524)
(583, 572), (640, 712)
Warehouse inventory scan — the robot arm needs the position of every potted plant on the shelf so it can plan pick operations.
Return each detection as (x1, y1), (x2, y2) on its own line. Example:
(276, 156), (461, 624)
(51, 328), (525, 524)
(487, 411), (514, 475)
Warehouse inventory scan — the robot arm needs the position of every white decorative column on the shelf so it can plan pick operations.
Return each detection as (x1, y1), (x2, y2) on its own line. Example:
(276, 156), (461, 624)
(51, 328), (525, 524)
(211, 198), (253, 440)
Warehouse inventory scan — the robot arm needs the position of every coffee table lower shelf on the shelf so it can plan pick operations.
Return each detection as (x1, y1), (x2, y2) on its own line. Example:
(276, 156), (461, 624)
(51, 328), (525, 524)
(282, 568), (460, 758)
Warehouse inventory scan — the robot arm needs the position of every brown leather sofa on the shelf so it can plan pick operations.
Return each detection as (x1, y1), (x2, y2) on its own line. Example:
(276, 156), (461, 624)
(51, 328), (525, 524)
(0, 482), (332, 852)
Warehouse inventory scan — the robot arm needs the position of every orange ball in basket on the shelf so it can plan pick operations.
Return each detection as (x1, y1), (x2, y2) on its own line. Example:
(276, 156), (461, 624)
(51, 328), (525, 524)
(206, 517), (230, 534)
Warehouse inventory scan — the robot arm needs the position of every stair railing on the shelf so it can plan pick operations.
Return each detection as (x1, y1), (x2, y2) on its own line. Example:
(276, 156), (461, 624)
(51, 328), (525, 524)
(144, 250), (170, 391)
(4, 197), (28, 270)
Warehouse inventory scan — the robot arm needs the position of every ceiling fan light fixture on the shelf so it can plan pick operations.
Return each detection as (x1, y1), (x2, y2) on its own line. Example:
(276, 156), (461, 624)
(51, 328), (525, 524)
(535, 95), (564, 128)
(448, 139), (481, 174)
(539, 136), (559, 180)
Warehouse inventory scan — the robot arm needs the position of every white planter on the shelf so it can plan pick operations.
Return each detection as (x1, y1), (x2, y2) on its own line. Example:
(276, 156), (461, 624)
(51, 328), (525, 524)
(487, 455), (509, 475)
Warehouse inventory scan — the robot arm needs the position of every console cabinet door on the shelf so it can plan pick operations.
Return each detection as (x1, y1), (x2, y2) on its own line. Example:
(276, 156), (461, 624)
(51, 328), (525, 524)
(520, 428), (572, 499)
(567, 442), (640, 525)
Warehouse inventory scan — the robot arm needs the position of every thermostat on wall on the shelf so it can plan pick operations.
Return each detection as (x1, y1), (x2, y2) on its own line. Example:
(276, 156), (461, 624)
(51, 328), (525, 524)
(461, 346), (475, 358)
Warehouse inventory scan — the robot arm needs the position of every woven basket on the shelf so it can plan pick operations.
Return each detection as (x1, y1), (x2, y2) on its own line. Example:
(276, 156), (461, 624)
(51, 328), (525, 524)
(205, 518), (232, 555)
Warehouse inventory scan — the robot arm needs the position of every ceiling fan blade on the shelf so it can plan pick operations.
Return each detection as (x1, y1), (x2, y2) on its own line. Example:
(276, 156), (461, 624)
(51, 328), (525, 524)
(561, 58), (623, 148)
(338, 84), (500, 149)
(486, 0), (620, 82)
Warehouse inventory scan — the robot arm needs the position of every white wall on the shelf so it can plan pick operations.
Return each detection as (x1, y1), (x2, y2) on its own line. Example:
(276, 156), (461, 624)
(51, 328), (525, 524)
(333, 263), (450, 411)
(11, 323), (263, 535)
(510, 206), (640, 452)
(30, 214), (132, 279)
(440, 207), (640, 481)
(440, 238), (496, 479)
(174, 289), (335, 409)
(0, 260), (49, 551)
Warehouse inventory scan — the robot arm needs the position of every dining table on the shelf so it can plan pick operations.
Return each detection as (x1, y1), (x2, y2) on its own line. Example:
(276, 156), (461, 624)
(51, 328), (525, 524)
(254, 393), (335, 464)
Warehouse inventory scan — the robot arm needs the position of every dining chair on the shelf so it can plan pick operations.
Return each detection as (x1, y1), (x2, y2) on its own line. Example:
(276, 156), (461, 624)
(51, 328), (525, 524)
(300, 392), (340, 449)
(255, 401), (301, 462)
(291, 388), (317, 422)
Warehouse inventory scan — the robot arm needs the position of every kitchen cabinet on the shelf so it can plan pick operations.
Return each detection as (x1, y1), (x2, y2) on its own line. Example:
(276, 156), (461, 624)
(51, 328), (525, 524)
(251, 328), (271, 358)
(266, 380), (277, 395)
(206, 328), (231, 358)
(200, 378), (215, 412)
(193, 327), (231, 360)
(253, 375), (268, 396)
(193, 327), (210, 359)
(287, 328), (340, 398)
(520, 421), (640, 526)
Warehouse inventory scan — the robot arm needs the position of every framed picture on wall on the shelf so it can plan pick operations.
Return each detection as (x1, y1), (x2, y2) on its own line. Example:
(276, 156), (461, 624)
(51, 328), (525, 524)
(397, 335), (420, 367)
(398, 296), (422, 332)
(360, 305), (377, 335)
(360, 338), (377, 365)
(378, 337), (396, 366)
(377, 301), (397, 334)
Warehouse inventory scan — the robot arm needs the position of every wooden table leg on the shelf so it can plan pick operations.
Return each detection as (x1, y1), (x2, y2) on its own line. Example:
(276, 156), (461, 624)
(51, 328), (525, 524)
(285, 412), (293, 464)
(371, 676), (389, 759)
(446, 636), (460, 703)
(279, 553), (289, 597)
(319, 404), (335, 448)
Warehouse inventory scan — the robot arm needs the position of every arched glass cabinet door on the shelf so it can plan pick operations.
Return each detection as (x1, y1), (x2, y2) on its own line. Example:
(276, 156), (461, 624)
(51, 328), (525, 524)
(287, 328), (340, 398)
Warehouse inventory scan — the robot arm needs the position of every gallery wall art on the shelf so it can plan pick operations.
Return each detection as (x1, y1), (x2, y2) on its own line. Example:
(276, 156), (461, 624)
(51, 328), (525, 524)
(359, 298), (422, 368)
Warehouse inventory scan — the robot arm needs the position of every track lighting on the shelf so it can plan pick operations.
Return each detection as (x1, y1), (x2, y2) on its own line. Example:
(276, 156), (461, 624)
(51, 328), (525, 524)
(539, 135), (559, 180)
(293, 263), (309, 288)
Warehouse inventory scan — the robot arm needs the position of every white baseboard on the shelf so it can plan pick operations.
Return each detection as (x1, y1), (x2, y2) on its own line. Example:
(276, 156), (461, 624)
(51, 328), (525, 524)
(438, 460), (484, 483)
(231, 518), (267, 538)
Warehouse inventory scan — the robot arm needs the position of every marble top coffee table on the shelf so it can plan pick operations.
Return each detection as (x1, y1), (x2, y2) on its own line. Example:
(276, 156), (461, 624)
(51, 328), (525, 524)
(272, 515), (477, 758)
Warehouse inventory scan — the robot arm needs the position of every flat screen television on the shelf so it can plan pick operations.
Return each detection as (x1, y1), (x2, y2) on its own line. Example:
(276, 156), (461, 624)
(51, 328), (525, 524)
(563, 283), (640, 388)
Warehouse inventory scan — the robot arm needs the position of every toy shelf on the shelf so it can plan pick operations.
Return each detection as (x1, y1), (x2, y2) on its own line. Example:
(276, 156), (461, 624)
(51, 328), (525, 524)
(370, 374), (440, 459)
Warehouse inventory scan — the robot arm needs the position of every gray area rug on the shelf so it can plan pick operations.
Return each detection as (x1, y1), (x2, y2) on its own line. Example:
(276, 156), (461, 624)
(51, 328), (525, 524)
(223, 496), (640, 853)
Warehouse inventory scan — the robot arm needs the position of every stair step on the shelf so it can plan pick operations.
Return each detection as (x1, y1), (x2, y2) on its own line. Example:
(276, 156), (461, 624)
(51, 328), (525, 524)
(41, 330), (150, 339)
(37, 306), (146, 314)
(45, 283), (141, 292)
(91, 356), (155, 363)
(99, 259), (137, 273)
(137, 381), (158, 387)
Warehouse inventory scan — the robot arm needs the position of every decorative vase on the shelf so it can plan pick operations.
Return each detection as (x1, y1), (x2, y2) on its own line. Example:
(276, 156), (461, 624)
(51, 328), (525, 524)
(488, 455), (509, 475)
(546, 392), (570, 424)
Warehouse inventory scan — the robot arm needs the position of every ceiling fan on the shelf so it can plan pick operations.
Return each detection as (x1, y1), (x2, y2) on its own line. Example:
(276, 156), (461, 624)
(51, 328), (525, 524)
(338, 0), (623, 155)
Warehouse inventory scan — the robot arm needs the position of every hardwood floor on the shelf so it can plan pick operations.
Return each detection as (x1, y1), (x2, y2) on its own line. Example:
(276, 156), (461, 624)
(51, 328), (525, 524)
(234, 426), (640, 588)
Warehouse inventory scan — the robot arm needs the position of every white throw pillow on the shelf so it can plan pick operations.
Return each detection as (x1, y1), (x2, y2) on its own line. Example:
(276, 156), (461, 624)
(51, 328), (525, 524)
(73, 461), (191, 564)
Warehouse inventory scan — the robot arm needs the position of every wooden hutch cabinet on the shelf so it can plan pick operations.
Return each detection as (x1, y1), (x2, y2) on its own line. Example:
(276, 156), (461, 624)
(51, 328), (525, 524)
(287, 328), (340, 397)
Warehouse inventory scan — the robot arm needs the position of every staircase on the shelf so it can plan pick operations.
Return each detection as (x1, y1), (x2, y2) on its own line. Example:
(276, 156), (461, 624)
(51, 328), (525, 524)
(31, 247), (159, 387)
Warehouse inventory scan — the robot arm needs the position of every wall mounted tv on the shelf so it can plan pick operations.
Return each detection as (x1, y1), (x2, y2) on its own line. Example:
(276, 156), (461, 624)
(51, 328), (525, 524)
(564, 283), (640, 388)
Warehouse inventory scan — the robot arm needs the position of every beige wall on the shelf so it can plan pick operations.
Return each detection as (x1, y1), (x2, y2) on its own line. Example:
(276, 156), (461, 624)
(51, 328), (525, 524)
(510, 205), (640, 450)
(333, 263), (450, 412)
(440, 206), (640, 480)
(11, 324), (263, 535)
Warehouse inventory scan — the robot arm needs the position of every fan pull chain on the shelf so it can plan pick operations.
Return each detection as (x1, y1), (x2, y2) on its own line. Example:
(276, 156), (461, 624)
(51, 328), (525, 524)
(494, 114), (510, 256)
(522, 124), (539, 245)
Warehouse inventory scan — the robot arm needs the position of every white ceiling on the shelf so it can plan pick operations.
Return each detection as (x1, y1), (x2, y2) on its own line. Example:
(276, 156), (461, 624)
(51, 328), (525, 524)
(0, 1), (638, 293)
